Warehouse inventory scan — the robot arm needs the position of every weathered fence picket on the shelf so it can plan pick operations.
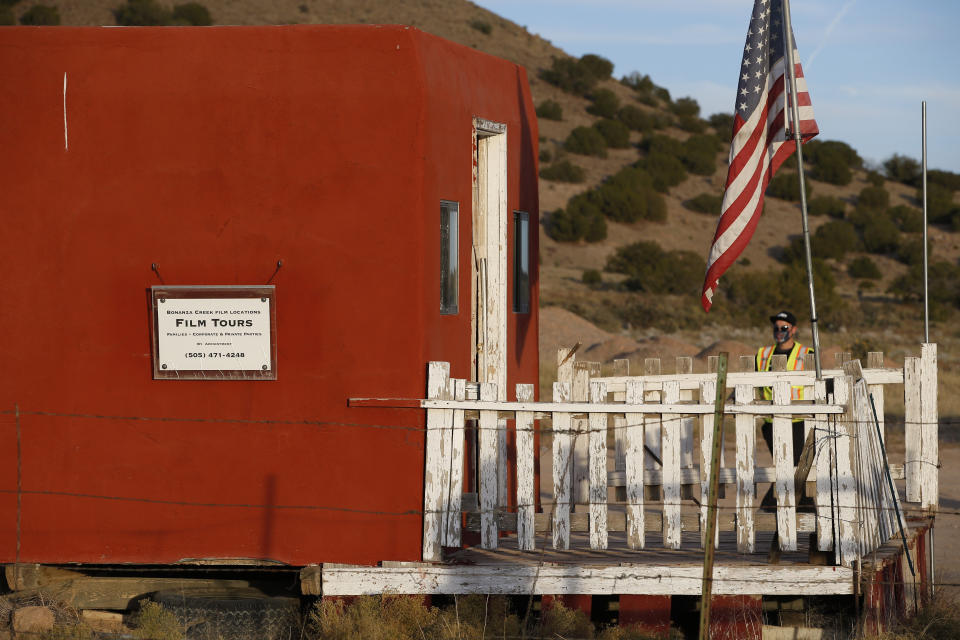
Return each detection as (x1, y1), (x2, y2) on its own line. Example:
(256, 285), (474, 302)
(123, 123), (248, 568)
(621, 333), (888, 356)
(515, 383), (535, 551)
(552, 381), (572, 550)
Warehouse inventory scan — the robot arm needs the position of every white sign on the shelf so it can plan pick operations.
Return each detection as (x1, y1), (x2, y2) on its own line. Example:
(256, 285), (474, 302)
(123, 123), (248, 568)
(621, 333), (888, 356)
(156, 297), (272, 373)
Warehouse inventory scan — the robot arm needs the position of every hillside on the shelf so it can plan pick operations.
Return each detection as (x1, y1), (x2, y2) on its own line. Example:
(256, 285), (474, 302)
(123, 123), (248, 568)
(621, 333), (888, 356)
(10, 0), (960, 395)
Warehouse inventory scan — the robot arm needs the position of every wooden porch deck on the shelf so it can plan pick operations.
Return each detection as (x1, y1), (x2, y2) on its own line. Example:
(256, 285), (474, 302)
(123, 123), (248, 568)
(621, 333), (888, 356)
(305, 519), (930, 598)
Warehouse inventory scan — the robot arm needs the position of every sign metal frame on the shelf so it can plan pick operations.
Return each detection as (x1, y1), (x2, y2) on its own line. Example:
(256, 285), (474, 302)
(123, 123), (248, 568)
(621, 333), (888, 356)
(150, 285), (278, 381)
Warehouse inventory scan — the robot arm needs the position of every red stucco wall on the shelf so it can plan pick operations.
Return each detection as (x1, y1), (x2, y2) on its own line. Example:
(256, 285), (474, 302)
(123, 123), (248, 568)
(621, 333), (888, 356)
(0, 26), (538, 565)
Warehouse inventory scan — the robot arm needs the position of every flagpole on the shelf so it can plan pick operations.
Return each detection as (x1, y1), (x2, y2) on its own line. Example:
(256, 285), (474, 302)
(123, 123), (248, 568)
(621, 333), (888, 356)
(782, 0), (823, 380)
(922, 101), (930, 343)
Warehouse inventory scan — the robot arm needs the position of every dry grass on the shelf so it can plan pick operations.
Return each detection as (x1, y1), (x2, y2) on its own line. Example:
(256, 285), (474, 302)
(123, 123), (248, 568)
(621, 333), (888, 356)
(306, 594), (669, 639)
(868, 593), (960, 639)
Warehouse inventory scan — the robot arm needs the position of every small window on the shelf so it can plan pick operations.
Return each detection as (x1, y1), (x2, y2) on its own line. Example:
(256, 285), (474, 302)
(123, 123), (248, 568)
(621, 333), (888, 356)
(513, 211), (530, 313)
(440, 201), (459, 315)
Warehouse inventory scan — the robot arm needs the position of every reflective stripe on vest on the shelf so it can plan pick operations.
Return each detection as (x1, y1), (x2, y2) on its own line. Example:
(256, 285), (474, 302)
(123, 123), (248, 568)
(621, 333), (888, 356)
(756, 342), (810, 401)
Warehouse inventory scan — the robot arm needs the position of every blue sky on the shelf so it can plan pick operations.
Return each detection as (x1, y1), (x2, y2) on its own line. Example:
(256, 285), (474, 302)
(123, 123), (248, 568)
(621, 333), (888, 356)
(474, 0), (960, 173)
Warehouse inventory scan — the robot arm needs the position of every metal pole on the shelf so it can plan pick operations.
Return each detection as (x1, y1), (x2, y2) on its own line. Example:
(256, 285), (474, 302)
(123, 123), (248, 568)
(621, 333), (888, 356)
(698, 353), (729, 640)
(782, 0), (823, 380)
(922, 102), (930, 343)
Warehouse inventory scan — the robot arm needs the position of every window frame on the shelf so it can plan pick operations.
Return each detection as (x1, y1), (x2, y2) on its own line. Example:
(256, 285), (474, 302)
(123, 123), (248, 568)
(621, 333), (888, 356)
(440, 200), (459, 315)
(512, 210), (530, 314)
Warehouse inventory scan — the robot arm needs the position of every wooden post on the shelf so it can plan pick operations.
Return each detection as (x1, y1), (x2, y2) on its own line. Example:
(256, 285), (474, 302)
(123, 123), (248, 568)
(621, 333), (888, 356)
(834, 375), (860, 567)
(552, 381), (572, 550)
(699, 377), (718, 549)
(813, 379), (834, 552)
(572, 362), (592, 510)
(772, 378), (797, 551)
(423, 362), (451, 561)
(478, 382), (499, 549)
(904, 356), (922, 503)
(613, 358), (630, 504)
(444, 378), (467, 547)
(625, 379), (646, 549)
(589, 381), (608, 550)
(698, 353), (728, 640)
(644, 358), (662, 502)
(735, 383), (755, 553)
(662, 380), (682, 549)
(678, 357), (696, 503)
(515, 383), (535, 551)
(920, 343), (938, 510)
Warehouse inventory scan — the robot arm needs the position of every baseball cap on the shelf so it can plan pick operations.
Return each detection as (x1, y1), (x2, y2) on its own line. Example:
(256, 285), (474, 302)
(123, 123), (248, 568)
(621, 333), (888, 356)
(770, 311), (797, 325)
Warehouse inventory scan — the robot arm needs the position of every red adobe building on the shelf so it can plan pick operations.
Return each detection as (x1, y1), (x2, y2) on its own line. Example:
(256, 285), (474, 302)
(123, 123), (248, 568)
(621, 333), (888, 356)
(0, 25), (539, 566)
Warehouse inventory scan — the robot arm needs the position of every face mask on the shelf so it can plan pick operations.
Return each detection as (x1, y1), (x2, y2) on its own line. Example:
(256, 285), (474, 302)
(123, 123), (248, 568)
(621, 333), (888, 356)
(774, 326), (792, 344)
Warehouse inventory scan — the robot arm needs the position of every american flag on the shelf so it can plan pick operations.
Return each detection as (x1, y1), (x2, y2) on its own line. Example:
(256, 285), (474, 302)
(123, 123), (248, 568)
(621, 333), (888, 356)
(701, 0), (818, 312)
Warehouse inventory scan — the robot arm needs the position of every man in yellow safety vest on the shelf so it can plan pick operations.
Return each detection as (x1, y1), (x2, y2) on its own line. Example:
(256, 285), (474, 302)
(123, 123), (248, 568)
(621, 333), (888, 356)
(757, 311), (813, 508)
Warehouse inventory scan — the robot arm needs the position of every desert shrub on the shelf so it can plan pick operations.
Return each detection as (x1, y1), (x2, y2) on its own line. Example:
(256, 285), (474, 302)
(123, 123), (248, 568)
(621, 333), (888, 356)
(866, 170), (885, 187)
(708, 112), (735, 137)
(469, 19), (491, 34)
(639, 133), (682, 157)
(721, 259), (846, 328)
(587, 88), (620, 118)
(541, 54), (612, 95)
(594, 118), (630, 149)
(685, 193), (722, 215)
(546, 199), (606, 243)
(670, 96), (700, 118)
(929, 168), (960, 191)
(857, 185), (890, 211)
(766, 171), (812, 201)
(114, 0), (171, 25)
(680, 134), (721, 175)
(538, 148), (552, 163)
(924, 182), (958, 224)
(586, 167), (666, 223)
(617, 105), (652, 132)
(0, 6), (12, 24)
(889, 260), (960, 313)
(19, 4), (59, 24)
(536, 99), (563, 120)
(540, 57), (596, 95)
(896, 236), (926, 266)
(848, 256), (882, 280)
(171, 2), (211, 25)
(540, 159), (585, 183)
(539, 602), (594, 640)
(675, 115), (705, 133)
(811, 220), (861, 260)
(807, 196), (846, 218)
(888, 204), (923, 232)
(565, 126), (607, 157)
(606, 241), (705, 295)
(883, 153), (922, 186)
(132, 601), (183, 640)
(579, 53), (614, 80)
(635, 151), (686, 193)
(582, 269), (602, 285)
(810, 153), (852, 185)
(620, 71), (654, 93)
(805, 139), (862, 169)
(654, 86), (671, 102)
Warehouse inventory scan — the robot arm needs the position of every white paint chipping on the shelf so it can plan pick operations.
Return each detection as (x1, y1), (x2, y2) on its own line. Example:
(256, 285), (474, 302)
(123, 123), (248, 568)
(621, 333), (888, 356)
(63, 72), (68, 151)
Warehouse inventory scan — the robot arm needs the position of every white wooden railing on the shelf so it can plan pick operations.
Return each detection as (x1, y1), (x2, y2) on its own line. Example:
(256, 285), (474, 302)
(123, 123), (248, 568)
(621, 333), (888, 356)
(421, 344), (938, 569)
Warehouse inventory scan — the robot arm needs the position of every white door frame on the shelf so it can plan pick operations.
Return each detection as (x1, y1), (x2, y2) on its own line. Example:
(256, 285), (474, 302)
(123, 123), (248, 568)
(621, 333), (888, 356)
(471, 117), (508, 401)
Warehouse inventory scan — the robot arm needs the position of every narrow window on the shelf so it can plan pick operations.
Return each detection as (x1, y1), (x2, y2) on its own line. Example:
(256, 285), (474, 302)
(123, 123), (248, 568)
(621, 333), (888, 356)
(513, 211), (530, 313)
(440, 201), (459, 314)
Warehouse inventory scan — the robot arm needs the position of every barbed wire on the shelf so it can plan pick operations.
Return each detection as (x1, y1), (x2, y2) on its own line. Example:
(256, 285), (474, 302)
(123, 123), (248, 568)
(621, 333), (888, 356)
(2, 406), (956, 437)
